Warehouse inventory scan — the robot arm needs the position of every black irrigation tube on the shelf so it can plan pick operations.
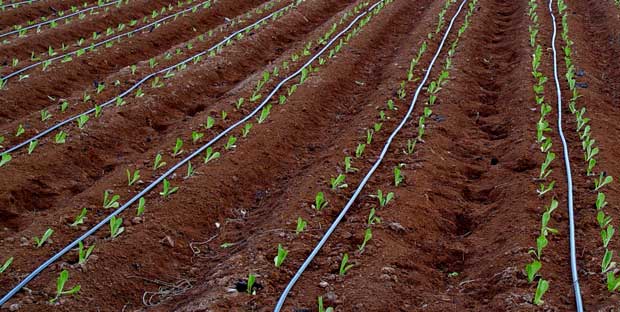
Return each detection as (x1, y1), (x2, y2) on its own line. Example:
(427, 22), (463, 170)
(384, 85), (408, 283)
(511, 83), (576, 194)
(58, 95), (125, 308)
(0, 0), (286, 156)
(0, 0), (376, 304)
(273, 0), (470, 309)
(547, 0), (583, 310)
(0, 0), (212, 80)
(0, 0), (122, 38)
(0, 0), (41, 10)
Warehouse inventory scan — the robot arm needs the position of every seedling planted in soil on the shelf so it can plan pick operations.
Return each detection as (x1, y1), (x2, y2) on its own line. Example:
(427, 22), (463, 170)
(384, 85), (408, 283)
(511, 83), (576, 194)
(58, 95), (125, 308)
(0, 257), (13, 274)
(339, 253), (354, 276)
(274, 244), (288, 268)
(109, 216), (124, 239)
(313, 191), (328, 211)
(34, 228), (54, 248)
(160, 179), (179, 199)
(50, 270), (80, 303)
(70, 208), (88, 227)
(77, 241), (95, 265)
(358, 228), (372, 253)
(103, 190), (120, 209)
(296, 217), (307, 235)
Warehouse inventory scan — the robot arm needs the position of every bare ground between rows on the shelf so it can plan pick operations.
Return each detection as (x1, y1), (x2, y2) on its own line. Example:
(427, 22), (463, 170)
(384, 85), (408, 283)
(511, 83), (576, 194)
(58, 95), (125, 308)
(0, 0), (269, 123)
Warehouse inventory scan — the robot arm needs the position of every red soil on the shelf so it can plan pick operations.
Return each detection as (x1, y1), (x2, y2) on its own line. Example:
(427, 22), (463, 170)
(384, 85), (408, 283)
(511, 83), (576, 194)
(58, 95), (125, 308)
(1, 0), (620, 311)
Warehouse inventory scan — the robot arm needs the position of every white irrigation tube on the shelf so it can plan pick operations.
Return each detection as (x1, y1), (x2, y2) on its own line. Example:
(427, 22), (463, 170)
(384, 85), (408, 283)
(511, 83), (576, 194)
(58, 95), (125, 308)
(0, 0), (41, 10)
(1, 0), (212, 80)
(0, 0), (289, 156)
(0, 0), (371, 304)
(547, 0), (583, 310)
(0, 0), (122, 38)
(273, 0), (470, 310)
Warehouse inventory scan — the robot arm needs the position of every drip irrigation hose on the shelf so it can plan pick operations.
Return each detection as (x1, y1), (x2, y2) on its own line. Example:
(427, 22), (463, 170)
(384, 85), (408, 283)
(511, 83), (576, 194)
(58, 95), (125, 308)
(1, 0), (211, 79)
(0, 0), (382, 305)
(0, 0), (41, 10)
(0, 0), (122, 38)
(0, 0), (293, 157)
(547, 0), (583, 310)
(273, 0), (470, 310)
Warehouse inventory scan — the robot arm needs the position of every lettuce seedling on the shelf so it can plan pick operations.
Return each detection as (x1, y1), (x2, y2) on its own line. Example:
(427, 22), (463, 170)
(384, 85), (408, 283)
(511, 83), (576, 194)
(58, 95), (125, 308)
(203, 147), (220, 164)
(159, 179), (179, 199)
(192, 131), (204, 143)
(537, 180), (555, 197)
(41, 109), (52, 121)
(247, 273), (256, 295)
(374, 189), (394, 207)
(596, 192), (608, 210)
(608, 272), (620, 292)
(539, 152), (555, 180)
(225, 135), (237, 150)
(601, 225), (615, 248)
(594, 173), (613, 191)
(330, 174), (347, 190)
(368, 207), (381, 226)
(242, 123), (253, 138)
(185, 161), (195, 179)
(339, 253), (354, 276)
(598, 211), (613, 229)
(77, 241), (94, 265)
(525, 260), (541, 283)
(172, 138), (184, 157)
(103, 190), (120, 209)
(77, 114), (89, 129)
(394, 166), (404, 186)
(0, 152), (13, 166)
(16, 124), (25, 137)
(358, 228), (372, 253)
(366, 129), (373, 144)
(344, 156), (358, 173)
(355, 143), (365, 158)
(274, 244), (288, 268)
(55, 131), (67, 144)
(50, 270), (80, 303)
(533, 279), (548, 305)
(0, 257), (13, 274)
(153, 153), (166, 170)
(313, 191), (328, 211)
(295, 217), (307, 235)
(205, 116), (215, 129)
(34, 228), (54, 247)
(109, 216), (124, 238)
(70, 208), (88, 227)
(257, 104), (271, 124)
(127, 169), (140, 186)
(136, 197), (146, 216)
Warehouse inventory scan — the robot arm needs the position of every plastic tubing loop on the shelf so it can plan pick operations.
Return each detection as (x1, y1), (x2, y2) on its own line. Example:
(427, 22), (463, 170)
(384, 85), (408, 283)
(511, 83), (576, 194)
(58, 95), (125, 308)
(0, 0), (292, 156)
(0, 0), (122, 38)
(547, 0), (583, 310)
(0, 0), (378, 305)
(273, 0), (470, 310)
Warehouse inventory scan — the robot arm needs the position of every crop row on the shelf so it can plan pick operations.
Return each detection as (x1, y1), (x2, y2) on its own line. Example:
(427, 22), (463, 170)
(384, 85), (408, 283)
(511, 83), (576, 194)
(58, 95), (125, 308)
(0, 0), (217, 83)
(0, 0), (289, 162)
(1, 0), (127, 41)
(556, 0), (620, 293)
(523, 0), (558, 305)
(0, 0), (381, 305)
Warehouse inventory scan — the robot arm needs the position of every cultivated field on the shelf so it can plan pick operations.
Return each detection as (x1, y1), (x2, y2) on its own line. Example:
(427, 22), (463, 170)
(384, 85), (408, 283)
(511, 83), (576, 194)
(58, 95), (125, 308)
(1, 0), (620, 311)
